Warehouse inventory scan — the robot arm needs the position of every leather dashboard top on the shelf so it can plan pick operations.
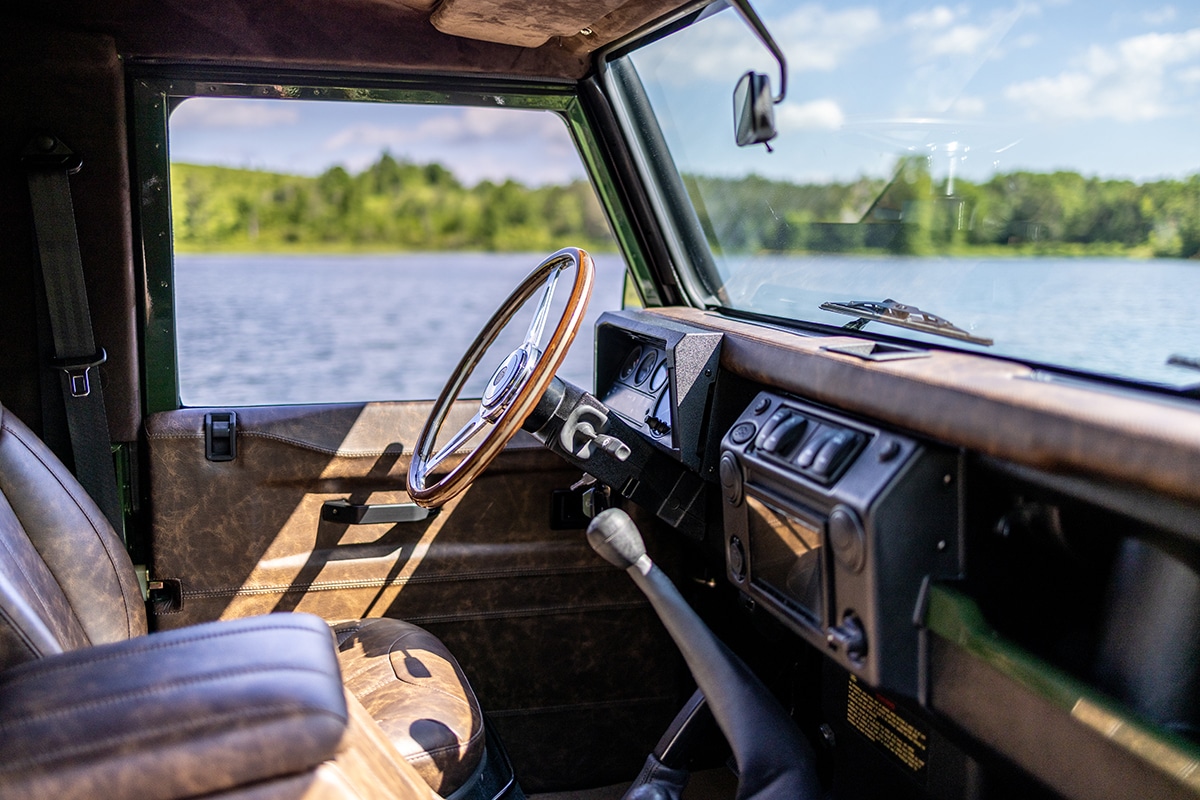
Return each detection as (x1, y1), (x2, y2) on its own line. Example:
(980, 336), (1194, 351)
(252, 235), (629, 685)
(649, 307), (1200, 506)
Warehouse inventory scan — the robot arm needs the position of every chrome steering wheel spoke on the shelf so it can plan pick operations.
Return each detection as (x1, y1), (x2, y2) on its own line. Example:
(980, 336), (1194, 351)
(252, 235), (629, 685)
(521, 262), (564, 354)
(423, 408), (490, 477)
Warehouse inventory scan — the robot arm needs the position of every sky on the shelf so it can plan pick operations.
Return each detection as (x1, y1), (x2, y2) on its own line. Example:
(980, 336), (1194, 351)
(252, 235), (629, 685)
(169, 0), (1200, 187)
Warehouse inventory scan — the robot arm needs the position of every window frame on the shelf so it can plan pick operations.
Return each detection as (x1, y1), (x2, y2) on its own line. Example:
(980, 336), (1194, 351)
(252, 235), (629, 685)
(128, 66), (655, 413)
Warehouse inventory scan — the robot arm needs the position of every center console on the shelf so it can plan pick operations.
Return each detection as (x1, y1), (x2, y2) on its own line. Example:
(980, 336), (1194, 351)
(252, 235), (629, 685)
(719, 391), (961, 697)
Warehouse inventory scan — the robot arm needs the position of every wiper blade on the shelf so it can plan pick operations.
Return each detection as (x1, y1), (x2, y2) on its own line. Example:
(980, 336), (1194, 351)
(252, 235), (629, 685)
(820, 298), (993, 346)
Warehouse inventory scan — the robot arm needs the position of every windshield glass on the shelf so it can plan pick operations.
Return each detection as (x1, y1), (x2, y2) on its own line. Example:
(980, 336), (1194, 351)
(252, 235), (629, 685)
(621, 0), (1200, 390)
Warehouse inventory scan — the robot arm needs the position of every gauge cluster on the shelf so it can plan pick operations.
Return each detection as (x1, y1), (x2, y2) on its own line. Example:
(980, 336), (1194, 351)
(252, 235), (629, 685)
(593, 311), (721, 472)
(603, 342), (673, 441)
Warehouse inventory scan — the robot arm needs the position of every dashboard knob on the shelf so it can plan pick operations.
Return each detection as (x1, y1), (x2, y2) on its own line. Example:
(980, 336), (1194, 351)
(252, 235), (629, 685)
(828, 505), (866, 573)
(719, 452), (743, 506)
(728, 536), (746, 581)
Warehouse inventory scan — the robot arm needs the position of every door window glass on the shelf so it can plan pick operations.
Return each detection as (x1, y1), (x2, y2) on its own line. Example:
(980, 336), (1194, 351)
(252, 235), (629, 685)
(169, 99), (621, 405)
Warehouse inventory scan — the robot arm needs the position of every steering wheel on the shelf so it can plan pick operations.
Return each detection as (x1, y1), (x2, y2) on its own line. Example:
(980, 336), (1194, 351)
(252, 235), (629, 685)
(407, 247), (595, 508)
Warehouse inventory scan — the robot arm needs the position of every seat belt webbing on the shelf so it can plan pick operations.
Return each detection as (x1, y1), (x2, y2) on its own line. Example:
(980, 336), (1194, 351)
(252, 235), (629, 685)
(21, 135), (124, 535)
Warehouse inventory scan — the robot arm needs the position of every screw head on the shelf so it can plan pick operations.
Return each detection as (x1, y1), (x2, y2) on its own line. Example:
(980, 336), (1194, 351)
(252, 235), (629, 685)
(819, 723), (836, 748)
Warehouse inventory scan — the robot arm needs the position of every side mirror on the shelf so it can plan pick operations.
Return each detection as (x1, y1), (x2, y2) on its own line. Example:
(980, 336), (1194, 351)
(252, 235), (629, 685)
(734, 71), (777, 148)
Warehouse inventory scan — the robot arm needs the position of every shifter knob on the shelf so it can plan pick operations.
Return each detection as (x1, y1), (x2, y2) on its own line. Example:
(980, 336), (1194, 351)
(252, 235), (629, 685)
(587, 508), (648, 570)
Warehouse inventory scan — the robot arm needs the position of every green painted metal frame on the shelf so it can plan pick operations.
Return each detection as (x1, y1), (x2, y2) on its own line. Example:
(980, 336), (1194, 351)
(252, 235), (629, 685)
(926, 584), (1200, 792)
(128, 67), (654, 414)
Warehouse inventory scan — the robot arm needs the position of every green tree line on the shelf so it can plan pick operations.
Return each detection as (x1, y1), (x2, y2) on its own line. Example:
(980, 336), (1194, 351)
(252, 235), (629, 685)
(173, 153), (1200, 258)
(171, 154), (615, 253)
(689, 158), (1200, 258)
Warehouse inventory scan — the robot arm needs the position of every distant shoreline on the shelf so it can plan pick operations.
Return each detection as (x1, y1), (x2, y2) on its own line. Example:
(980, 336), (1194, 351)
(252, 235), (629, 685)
(171, 156), (1200, 260)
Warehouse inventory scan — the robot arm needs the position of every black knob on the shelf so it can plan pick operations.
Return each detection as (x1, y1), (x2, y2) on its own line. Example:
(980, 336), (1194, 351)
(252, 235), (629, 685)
(828, 506), (866, 573)
(728, 536), (746, 581)
(719, 452), (743, 506)
(826, 614), (868, 663)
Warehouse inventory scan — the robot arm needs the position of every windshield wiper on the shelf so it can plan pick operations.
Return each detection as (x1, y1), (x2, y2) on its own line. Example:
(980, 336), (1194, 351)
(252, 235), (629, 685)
(820, 298), (994, 346)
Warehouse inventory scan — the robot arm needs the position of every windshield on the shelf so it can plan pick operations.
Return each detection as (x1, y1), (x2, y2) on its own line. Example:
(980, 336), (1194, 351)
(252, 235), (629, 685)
(619, 0), (1200, 390)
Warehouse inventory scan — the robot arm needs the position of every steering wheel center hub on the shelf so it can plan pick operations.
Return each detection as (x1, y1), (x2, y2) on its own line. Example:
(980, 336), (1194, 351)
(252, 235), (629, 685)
(481, 348), (532, 419)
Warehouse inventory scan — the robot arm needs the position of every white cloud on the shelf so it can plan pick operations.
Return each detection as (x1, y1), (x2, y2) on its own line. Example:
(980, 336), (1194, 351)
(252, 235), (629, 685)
(1142, 6), (1177, 26)
(904, 6), (960, 31)
(322, 107), (580, 185)
(1180, 66), (1200, 84)
(1011, 33), (1040, 49)
(778, 99), (845, 131)
(325, 107), (567, 150)
(648, 4), (882, 85)
(171, 98), (300, 129)
(781, 6), (884, 71)
(929, 24), (993, 55)
(1004, 27), (1200, 121)
(904, 3), (1040, 60)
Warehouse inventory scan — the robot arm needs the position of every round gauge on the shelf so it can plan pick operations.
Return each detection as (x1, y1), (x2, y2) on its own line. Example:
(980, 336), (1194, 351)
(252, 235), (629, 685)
(649, 360), (669, 392)
(634, 350), (657, 384)
(619, 346), (643, 381)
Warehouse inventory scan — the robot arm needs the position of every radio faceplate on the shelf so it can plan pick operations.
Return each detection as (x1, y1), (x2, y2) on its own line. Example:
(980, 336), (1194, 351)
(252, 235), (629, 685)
(720, 391), (962, 697)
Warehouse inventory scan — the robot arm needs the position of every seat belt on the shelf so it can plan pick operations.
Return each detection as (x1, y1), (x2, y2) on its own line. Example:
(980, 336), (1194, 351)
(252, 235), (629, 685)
(21, 135), (124, 536)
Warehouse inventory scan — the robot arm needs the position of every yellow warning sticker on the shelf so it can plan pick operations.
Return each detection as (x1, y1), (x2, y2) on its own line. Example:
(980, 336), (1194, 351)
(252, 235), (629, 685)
(846, 674), (928, 775)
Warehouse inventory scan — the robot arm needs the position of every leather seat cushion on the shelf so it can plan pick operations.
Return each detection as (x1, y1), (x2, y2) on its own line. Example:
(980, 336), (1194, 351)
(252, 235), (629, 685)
(332, 617), (484, 795)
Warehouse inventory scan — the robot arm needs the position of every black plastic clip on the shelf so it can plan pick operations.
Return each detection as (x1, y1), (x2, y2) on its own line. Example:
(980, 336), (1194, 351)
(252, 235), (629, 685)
(50, 348), (106, 398)
(21, 135), (83, 174)
(205, 412), (237, 462)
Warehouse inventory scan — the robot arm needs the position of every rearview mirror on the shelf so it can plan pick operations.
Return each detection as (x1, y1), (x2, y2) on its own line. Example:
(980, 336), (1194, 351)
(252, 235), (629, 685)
(734, 71), (777, 149)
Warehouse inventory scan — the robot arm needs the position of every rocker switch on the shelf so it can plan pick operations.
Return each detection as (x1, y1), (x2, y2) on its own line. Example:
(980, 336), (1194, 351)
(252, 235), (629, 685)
(761, 415), (808, 454)
(811, 430), (854, 476)
(795, 426), (834, 469)
(754, 409), (792, 451)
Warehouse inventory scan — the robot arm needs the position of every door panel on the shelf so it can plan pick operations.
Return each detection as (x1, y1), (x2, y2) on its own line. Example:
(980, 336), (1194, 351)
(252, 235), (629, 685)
(145, 401), (683, 790)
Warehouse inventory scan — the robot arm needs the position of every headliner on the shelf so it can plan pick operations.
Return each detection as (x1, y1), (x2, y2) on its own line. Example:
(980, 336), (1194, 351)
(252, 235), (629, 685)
(10, 0), (702, 80)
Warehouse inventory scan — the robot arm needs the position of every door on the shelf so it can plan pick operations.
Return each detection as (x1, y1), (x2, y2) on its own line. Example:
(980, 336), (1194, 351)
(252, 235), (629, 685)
(135, 78), (681, 791)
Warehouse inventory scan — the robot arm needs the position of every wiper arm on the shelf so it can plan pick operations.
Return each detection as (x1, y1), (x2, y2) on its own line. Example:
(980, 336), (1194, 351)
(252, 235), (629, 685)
(820, 298), (993, 346)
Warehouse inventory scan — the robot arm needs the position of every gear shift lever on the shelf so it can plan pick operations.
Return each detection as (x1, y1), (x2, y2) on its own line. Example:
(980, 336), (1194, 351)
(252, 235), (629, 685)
(587, 508), (820, 800)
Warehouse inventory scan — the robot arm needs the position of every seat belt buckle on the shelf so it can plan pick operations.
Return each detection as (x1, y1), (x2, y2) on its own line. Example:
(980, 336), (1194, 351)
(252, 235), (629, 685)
(51, 348), (106, 398)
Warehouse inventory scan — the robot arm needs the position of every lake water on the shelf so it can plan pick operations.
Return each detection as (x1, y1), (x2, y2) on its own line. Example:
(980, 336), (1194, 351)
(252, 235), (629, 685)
(175, 253), (628, 406)
(175, 252), (1200, 406)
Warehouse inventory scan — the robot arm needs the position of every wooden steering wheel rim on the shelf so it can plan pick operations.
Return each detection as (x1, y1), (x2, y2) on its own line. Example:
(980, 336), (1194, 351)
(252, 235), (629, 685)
(406, 247), (594, 508)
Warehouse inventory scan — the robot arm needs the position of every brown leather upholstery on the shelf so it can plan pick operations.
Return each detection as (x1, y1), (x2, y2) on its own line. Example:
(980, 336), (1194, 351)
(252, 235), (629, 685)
(0, 403), (144, 668)
(0, 403), (485, 796)
(0, 612), (439, 799)
(0, 614), (349, 800)
(203, 692), (438, 800)
(334, 618), (485, 794)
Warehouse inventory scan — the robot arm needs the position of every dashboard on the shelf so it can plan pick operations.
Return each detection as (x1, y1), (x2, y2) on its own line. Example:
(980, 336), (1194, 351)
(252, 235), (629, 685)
(587, 307), (1200, 800)
(596, 309), (958, 694)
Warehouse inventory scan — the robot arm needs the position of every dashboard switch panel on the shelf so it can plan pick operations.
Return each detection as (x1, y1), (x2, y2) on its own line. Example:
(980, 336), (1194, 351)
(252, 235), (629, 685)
(720, 391), (962, 698)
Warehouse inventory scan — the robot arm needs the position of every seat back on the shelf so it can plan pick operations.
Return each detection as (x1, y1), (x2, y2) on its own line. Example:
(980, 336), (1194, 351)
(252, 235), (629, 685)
(0, 403), (145, 669)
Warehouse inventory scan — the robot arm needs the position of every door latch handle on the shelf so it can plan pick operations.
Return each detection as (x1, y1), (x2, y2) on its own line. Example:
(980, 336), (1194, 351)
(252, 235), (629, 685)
(321, 499), (434, 525)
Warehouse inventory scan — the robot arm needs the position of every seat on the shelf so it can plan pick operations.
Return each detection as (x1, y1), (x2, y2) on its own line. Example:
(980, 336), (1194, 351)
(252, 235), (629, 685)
(333, 618), (485, 793)
(0, 402), (484, 796)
